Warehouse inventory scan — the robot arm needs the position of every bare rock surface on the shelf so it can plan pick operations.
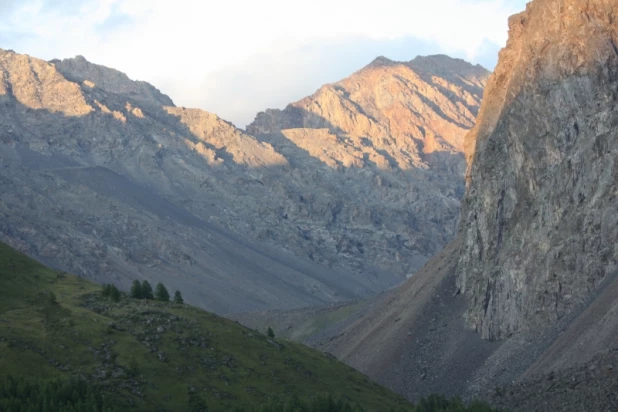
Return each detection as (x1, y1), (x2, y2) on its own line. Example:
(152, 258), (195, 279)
(457, 0), (618, 341)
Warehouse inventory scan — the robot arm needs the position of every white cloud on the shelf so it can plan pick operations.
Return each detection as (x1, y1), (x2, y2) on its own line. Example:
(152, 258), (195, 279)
(0, 0), (528, 127)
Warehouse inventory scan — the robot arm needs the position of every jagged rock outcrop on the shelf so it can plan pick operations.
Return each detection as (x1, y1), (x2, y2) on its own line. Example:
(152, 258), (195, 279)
(457, 0), (618, 340)
(248, 55), (490, 278)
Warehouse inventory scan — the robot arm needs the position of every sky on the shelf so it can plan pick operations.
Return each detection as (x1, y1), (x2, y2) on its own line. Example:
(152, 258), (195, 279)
(0, 0), (529, 128)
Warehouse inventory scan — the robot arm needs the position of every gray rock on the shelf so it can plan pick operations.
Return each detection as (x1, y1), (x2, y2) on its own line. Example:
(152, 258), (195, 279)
(457, 0), (618, 341)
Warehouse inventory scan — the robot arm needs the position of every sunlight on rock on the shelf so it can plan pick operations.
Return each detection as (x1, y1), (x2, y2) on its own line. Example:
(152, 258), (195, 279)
(165, 106), (288, 168)
(126, 102), (145, 118)
(0, 49), (93, 116)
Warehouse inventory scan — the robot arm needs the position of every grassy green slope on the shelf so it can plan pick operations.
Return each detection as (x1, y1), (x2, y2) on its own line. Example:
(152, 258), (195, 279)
(0, 241), (413, 411)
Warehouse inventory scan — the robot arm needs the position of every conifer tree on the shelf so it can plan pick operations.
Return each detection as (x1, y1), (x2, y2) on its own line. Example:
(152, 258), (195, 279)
(130, 280), (143, 299)
(155, 283), (170, 302)
(173, 290), (184, 304)
(110, 285), (121, 302)
(267, 327), (275, 338)
(142, 281), (154, 300)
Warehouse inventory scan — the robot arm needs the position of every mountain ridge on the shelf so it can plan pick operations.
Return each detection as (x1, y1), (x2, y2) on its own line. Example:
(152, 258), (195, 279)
(0, 49), (488, 309)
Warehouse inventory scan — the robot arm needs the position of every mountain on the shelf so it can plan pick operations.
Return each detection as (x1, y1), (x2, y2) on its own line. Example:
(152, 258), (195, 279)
(0, 50), (488, 313)
(308, 0), (618, 410)
(0, 240), (418, 411)
(0, 49), (379, 314)
(248, 55), (490, 279)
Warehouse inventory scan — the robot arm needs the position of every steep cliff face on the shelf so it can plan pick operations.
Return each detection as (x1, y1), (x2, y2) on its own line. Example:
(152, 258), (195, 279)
(457, 0), (618, 340)
(248, 55), (490, 279)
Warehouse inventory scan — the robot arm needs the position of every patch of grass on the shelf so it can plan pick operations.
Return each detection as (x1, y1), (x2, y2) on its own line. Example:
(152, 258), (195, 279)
(0, 242), (414, 411)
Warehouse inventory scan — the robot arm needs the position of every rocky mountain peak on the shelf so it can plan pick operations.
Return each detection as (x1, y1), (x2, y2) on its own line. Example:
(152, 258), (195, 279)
(0, 48), (93, 117)
(50, 55), (174, 108)
(367, 55), (395, 67)
(245, 55), (489, 282)
(407, 54), (489, 96)
(457, 0), (618, 340)
(249, 55), (490, 157)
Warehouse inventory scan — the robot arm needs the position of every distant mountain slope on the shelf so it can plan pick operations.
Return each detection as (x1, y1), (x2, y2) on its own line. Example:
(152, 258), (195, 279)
(0, 49), (383, 313)
(247, 55), (490, 278)
(0, 49), (488, 311)
(0, 240), (415, 411)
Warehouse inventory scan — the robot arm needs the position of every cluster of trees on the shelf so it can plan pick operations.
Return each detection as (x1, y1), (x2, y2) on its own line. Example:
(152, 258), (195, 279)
(0, 375), (115, 412)
(100, 280), (184, 304)
(130, 280), (183, 304)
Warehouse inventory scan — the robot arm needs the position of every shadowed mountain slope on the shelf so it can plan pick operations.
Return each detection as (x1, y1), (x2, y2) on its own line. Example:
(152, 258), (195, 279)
(0, 50), (385, 314)
(0, 50), (489, 313)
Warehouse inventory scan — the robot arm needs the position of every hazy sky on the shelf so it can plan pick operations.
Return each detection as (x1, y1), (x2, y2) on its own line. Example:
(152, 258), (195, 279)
(0, 0), (529, 128)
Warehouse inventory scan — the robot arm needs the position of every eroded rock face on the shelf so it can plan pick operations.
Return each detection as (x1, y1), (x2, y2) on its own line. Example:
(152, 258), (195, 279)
(248, 55), (490, 278)
(457, 0), (618, 340)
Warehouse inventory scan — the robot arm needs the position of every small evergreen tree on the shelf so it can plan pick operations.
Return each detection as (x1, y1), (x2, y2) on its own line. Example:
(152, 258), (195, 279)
(109, 285), (121, 302)
(267, 327), (275, 338)
(142, 281), (154, 300)
(130, 280), (143, 299)
(102, 284), (112, 297)
(173, 290), (184, 304)
(155, 283), (170, 302)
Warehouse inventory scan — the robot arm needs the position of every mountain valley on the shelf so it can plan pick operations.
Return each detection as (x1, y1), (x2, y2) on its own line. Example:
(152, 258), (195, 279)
(1, 0), (617, 410)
